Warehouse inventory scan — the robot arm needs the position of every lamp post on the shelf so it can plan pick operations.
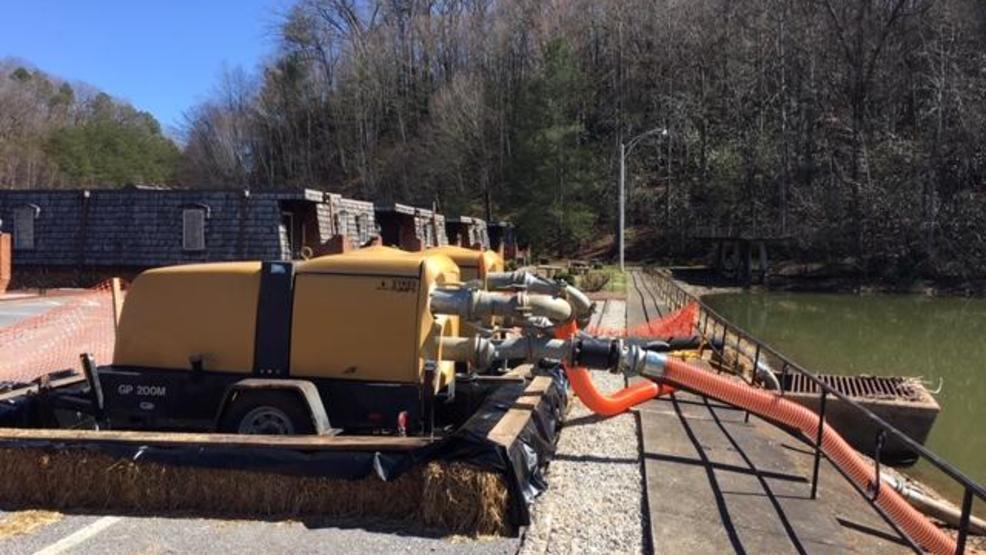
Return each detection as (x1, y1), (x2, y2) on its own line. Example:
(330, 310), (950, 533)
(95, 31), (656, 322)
(619, 127), (668, 271)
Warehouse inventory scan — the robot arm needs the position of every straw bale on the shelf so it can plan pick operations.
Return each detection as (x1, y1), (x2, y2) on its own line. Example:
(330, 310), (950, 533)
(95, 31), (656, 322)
(0, 448), (510, 536)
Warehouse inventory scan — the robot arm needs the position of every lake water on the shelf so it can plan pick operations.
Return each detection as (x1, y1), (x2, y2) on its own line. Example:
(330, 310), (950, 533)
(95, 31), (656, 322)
(703, 292), (986, 501)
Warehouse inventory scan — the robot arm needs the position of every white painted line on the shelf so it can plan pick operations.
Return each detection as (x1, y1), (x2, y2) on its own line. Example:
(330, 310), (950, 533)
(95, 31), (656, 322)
(33, 516), (122, 555)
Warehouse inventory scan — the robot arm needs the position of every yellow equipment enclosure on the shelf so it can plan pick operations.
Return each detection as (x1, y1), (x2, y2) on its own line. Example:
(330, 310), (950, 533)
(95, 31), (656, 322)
(114, 262), (261, 373)
(291, 251), (460, 389)
(113, 251), (461, 391)
(425, 246), (504, 284)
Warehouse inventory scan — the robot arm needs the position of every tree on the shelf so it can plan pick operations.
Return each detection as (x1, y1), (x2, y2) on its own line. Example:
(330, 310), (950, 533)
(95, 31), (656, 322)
(174, 0), (986, 276)
(0, 60), (181, 189)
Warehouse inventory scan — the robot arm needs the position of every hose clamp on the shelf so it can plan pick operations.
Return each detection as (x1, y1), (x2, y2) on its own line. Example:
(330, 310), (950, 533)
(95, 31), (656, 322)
(616, 344), (667, 379)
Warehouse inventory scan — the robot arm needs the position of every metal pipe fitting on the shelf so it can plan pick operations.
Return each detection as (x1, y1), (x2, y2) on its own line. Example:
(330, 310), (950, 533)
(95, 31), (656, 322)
(439, 335), (574, 368)
(636, 349), (668, 380)
(429, 288), (474, 318)
(492, 336), (573, 363)
(431, 288), (573, 323)
(485, 271), (594, 325)
(439, 336), (498, 369)
(440, 334), (662, 377)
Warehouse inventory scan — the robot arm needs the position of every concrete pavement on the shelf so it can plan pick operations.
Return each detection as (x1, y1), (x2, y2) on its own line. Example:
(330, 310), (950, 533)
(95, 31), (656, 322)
(0, 297), (65, 329)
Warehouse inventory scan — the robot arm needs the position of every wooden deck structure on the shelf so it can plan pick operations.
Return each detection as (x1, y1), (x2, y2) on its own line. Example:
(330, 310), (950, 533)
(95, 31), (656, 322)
(693, 234), (792, 286)
(627, 270), (913, 553)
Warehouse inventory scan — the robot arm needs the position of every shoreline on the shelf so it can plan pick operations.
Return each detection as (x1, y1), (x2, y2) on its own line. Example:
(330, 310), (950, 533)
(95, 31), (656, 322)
(657, 265), (986, 299)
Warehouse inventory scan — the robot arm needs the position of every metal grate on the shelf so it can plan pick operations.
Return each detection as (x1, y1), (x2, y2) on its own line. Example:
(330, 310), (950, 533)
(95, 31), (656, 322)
(780, 373), (925, 402)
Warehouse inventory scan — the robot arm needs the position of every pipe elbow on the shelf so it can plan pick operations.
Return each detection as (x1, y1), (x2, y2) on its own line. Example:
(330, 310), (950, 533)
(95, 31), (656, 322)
(526, 294), (574, 323)
(564, 284), (595, 325)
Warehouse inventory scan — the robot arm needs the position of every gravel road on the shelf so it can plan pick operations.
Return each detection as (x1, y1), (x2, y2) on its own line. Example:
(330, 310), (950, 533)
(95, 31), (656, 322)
(520, 300), (645, 555)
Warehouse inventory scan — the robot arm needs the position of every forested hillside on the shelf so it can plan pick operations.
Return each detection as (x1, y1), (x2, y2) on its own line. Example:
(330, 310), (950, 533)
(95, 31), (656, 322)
(4, 1), (986, 278)
(0, 60), (180, 188)
(180, 0), (986, 277)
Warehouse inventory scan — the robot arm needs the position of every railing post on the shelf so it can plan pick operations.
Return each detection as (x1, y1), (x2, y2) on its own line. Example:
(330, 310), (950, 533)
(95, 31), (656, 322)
(811, 390), (828, 500)
(752, 344), (761, 383)
(717, 324), (729, 374)
(745, 344), (762, 424)
(956, 488), (974, 555)
(871, 430), (886, 501)
(780, 362), (789, 396)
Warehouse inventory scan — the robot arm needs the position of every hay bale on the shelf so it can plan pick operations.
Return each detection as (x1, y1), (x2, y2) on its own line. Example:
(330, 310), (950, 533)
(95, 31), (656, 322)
(0, 510), (61, 540)
(0, 448), (510, 536)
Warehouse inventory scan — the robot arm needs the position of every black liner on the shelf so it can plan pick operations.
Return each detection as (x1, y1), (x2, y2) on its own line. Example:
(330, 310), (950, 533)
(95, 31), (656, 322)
(0, 366), (568, 528)
(0, 396), (37, 427)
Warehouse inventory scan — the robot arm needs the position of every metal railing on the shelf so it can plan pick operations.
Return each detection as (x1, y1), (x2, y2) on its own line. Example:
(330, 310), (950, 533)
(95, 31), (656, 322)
(648, 269), (985, 554)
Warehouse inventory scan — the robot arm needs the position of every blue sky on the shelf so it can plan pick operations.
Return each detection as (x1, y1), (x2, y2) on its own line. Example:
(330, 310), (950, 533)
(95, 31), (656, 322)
(0, 1), (287, 134)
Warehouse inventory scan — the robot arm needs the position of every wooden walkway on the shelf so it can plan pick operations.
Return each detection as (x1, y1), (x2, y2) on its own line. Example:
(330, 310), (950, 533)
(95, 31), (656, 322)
(628, 270), (912, 554)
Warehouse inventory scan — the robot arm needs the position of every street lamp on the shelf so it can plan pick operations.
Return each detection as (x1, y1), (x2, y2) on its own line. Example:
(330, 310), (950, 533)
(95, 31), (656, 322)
(619, 127), (668, 271)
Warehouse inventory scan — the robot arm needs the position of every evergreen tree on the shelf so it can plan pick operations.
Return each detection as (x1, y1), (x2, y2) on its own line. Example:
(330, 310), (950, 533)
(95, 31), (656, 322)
(507, 40), (604, 254)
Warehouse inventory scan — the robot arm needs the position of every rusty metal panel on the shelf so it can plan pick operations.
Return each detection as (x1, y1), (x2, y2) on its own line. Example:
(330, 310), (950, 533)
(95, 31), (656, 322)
(782, 372), (924, 402)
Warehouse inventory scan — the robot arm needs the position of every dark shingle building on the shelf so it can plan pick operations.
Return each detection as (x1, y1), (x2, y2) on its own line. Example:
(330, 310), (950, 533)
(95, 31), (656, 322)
(0, 187), (378, 286)
(489, 221), (529, 265)
(445, 216), (490, 250)
(374, 203), (449, 251)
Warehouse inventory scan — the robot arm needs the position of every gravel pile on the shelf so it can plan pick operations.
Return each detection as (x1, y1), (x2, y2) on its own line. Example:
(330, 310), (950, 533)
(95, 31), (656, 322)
(520, 300), (645, 555)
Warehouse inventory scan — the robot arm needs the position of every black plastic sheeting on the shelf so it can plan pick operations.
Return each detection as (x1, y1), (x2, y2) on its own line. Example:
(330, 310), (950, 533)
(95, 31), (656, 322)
(0, 366), (569, 528)
(0, 395), (37, 427)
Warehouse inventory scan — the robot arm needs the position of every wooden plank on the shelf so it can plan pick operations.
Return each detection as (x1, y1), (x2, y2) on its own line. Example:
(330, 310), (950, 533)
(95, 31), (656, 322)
(503, 363), (532, 379)
(470, 369), (528, 383)
(110, 277), (123, 331)
(0, 427), (433, 452)
(487, 376), (553, 448)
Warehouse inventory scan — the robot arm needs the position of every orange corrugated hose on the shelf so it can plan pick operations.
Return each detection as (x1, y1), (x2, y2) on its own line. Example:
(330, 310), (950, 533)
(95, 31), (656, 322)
(556, 311), (953, 552)
(658, 356), (956, 554)
(555, 320), (674, 417)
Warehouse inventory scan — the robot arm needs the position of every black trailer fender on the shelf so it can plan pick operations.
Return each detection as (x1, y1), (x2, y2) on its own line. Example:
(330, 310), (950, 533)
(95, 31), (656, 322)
(215, 379), (335, 435)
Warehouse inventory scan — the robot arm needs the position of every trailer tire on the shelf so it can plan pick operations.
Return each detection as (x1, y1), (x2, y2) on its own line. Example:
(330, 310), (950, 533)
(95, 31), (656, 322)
(219, 390), (315, 435)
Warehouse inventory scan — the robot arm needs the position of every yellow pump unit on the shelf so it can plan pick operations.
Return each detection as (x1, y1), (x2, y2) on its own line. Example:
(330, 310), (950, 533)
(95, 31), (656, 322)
(424, 245), (504, 284)
(107, 250), (461, 433)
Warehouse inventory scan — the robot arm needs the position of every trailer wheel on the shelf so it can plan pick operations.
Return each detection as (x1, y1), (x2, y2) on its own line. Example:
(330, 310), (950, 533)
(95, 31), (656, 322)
(220, 390), (315, 435)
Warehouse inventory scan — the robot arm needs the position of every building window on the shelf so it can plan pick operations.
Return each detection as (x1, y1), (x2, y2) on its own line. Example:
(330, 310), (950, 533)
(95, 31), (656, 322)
(356, 214), (370, 243)
(423, 220), (434, 246)
(13, 205), (38, 250)
(336, 211), (349, 237)
(182, 208), (207, 251)
(280, 211), (297, 257)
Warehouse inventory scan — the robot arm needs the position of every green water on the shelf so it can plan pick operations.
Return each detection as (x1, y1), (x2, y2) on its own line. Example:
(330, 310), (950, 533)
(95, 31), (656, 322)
(703, 292), (986, 500)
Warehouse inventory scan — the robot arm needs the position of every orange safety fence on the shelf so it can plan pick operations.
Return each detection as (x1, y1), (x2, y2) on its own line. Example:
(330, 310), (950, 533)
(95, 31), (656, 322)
(585, 301), (698, 339)
(557, 302), (699, 417)
(0, 281), (118, 386)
